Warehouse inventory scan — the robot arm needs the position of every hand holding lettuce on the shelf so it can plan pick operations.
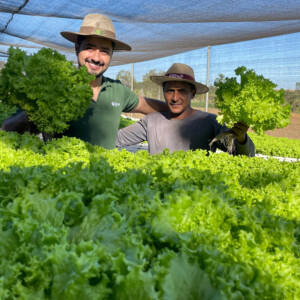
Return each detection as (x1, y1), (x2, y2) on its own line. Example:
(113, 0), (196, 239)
(210, 66), (291, 152)
(0, 47), (94, 134)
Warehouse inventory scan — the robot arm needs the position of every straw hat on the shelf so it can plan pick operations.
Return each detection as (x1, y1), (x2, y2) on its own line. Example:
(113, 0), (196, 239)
(150, 63), (209, 94)
(60, 14), (131, 51)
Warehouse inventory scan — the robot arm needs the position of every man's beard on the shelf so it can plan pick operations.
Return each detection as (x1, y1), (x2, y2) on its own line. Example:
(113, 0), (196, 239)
(78, 60), (107, 78)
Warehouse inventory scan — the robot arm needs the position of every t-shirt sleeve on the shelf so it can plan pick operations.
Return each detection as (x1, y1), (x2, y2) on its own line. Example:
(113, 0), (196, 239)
(120, 85), (139, 112)
(116, 118), (148, 147)
(235, 135), (256, 157)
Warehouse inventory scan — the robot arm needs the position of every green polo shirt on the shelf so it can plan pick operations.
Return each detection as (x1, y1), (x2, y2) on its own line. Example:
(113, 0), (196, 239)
(63, 76), (139, 149)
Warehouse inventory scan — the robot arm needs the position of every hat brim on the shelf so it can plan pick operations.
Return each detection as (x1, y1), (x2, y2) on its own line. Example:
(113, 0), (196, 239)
(60, 31), (131, 51)
(150, 76), (209, 94)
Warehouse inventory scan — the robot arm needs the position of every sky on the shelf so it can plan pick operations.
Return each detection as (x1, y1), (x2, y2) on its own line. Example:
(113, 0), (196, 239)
(106, 32), (300, 90)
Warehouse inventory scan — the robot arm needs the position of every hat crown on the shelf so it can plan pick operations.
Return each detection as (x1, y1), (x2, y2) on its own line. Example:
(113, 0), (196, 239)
(81, 14), (115, 34)
(165, 63), (195, 80)
(149, 62), (209, 94)
(60, 13), (131, 51)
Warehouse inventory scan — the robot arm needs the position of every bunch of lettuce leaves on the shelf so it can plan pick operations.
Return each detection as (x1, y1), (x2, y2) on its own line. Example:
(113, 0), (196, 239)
(0, 101), (17, 127)
(0, 47), (94, 134)
(214, 66), (291, 135)
(119, 116), (136, 129)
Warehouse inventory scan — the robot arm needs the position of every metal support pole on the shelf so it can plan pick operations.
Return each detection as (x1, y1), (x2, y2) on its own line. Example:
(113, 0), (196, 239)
(131, 63), (134, 91)
(131, 63), (134, 118)
(205, 46), (210, 112)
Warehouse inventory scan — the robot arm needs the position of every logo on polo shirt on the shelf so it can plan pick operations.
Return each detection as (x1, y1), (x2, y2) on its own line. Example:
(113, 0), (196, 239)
(112, 102), (121, 107)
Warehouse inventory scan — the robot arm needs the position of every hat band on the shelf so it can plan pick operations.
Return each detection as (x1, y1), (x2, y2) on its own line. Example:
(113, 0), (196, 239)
(165, 73), (195, 81)
(79, 26), (116, 39)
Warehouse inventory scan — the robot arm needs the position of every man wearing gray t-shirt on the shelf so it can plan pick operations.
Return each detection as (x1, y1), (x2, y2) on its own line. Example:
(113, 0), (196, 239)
(116, 63), (255, 156)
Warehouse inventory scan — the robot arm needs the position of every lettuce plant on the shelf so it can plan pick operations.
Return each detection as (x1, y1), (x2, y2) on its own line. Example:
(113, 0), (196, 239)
(214, 66), (291, 135)
(0, 47), (94, 134)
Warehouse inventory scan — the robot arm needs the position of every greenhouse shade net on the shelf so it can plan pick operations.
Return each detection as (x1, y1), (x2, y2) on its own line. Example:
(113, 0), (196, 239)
(0, 0), (300, 65)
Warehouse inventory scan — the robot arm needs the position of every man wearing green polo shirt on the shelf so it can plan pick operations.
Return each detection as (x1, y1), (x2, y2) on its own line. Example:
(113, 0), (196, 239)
(2, 14), (167, 149)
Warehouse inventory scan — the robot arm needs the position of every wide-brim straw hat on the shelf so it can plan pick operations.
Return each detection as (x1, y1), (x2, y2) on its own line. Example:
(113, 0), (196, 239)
(150, 63), (209, 94)
(60, 14), (131, 51)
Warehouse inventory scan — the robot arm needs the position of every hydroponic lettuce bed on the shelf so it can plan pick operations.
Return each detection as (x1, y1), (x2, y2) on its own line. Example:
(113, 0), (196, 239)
(0, 131), (299, 299)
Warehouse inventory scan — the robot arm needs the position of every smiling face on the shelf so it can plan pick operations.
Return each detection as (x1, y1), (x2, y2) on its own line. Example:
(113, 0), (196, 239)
(76, 36), (113, 79)
(163, 81), (196, 119)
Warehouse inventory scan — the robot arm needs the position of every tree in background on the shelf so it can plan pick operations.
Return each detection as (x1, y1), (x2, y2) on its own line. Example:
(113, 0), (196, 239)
(214, 73), (226, 85)
(116, 69), (164, 100)
(139, 69), (165, 100)
(284, 82), (300, 113)
(190, 74), (225, 110)
(116, 70), (137, 89)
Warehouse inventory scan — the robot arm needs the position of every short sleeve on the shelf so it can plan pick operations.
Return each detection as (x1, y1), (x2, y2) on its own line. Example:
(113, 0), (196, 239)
(120, 85), (139, 112)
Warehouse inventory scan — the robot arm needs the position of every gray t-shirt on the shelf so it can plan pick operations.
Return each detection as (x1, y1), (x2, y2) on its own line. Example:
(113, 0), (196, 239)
(116, 110), (255, 156)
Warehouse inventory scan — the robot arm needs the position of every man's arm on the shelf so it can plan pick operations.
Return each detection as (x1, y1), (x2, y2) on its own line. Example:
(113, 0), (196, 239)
(131, 96), (168, 114)
(116, 119), (148, 148)
(1, 111), (39, 134)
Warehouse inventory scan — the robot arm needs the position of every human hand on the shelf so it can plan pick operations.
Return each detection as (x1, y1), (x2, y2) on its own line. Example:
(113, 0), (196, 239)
(231, 122), (249, 144)
(1, 111), (38, 134)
